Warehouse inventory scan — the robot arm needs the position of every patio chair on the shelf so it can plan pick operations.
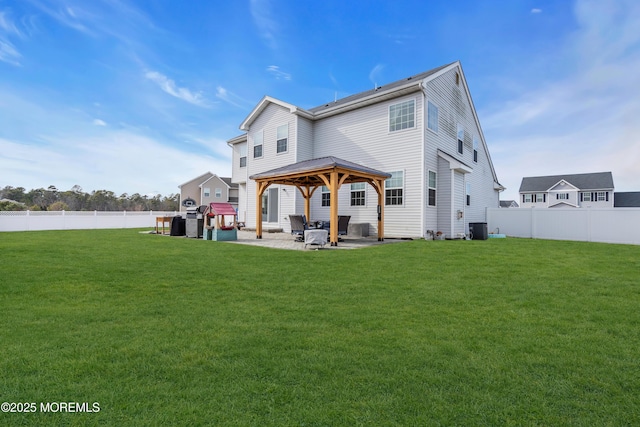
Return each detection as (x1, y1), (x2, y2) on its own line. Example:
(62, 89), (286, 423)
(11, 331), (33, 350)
(337, 215), (351, 240)
(289, 214), (308, 241)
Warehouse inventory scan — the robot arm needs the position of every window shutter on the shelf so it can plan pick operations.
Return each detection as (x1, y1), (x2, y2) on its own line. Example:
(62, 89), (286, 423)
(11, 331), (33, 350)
(580, 193), (583, 202)
(556, 194), (559, 200)
(543, 194), (546, 203)
(606, 192), (609, 202)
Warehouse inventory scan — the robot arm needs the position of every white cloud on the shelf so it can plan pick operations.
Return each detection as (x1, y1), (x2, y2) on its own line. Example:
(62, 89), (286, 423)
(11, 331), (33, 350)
(531, 8), (542, 14)
(482, 0), (640, 200)
(93, 119), (107, 126)
(250, 0), (278, 49)
(266, 65), (291, 81)
(144, 71), (208, 107)
(369, 63), (385, 86)
(215, 86), (251, 109)
(0, 10), (22, 65)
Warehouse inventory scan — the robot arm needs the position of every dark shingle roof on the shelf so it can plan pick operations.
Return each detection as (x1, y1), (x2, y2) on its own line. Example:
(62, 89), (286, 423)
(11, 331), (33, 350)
(220, 177), (238, 189)
(308, 62), (455, 114)
(519, 172), (614, 192)
(249, 156), (391, 180)
(614, 192), (640, 207)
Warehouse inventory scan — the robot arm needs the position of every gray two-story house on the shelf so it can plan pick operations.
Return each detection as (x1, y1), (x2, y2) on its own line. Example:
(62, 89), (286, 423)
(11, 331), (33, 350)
(519, 172), (614, 208)
(227, 61), (503, 239)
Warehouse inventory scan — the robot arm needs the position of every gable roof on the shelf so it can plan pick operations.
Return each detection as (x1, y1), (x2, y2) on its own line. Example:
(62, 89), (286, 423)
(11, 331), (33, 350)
(178, 172), (214, 188)
(614, 192), (640, 207)
(519, 172), (614, 192)
(249, 156), (391, 182)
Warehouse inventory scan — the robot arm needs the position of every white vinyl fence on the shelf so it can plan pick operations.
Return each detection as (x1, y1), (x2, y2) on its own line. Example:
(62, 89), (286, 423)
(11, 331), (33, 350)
(487, 207), (640, 245)
(0, 210), (179, 232)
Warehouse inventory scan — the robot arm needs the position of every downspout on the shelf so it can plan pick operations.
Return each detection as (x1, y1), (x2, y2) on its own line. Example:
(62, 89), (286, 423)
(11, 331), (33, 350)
(450, 169), (455, 239)
(420, 87), (426, 238)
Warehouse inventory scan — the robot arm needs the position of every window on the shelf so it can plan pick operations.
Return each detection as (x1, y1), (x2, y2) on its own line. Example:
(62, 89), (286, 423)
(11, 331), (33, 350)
(253, 131), (263, 158)
(535, 193), (545, 203)
(597, 191), (607, 201)
(523, 194), (532, 203)
(473, 136), (478, 162)
(277, 124), (288, 153)
(427, 101), (439, 133)
(457, 124), (464, 154)
(215, 188), (222, 198)
(385, 171), (404, 205)
(389, 100), (415, 132)
(350, 183), (366, 206)
(321, 186), (330, 207)
(581, 192), (591, 202)
(428, 170), (436, 207)
(556, 193), (569, 200)
(466, 182), (471, 206)
(204, 187), (210, 197)
(239, 144), (247, 167)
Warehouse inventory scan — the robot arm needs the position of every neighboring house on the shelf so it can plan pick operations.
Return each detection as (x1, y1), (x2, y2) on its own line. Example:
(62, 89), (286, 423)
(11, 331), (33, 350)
(178, 172), (239, 212)
(500, 200), (519, 208)
(519, 172), (614, 208)
(614, 192), (640, 207)
(227, 61), (504, 239)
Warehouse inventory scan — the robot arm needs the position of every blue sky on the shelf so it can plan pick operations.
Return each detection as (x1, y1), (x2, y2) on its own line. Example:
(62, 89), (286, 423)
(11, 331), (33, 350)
(1, 0), (638, 201)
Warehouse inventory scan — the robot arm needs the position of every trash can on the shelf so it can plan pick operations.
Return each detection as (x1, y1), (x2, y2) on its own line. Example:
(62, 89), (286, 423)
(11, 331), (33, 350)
(469, 222), (488, 240)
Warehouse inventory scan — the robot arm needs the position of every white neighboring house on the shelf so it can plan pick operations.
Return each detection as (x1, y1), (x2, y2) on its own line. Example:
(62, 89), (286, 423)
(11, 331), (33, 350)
(178, 172), (238, 212)
(518, 172), (614, 208)
(227, 61), (504, 239)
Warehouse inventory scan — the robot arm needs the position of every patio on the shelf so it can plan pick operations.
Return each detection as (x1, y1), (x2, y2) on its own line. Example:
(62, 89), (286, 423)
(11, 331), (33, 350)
(228, 229), (410, 250)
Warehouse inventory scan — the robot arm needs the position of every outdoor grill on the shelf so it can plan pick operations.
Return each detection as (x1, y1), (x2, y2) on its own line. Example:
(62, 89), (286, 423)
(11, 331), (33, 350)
(185, 205), (206, 238)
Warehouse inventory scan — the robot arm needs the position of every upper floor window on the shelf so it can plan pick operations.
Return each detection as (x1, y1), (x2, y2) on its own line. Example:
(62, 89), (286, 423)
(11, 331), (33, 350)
(239, 144), (247, 167)
(277, 124), (288, 153)
(204, 187), (210, 197)
(321, 186), (330, 207)
(457, 124), (464, 154)
(253, 130), (263, 158)
(350, 183), (366, 206)
(428, 170), (437, 207)
(427, 101), (439, 133)
(215, 188), (222, 198)
(389, 100), (415, 132)
(473, 136), (478, 162)
(385, 171), (404, 206)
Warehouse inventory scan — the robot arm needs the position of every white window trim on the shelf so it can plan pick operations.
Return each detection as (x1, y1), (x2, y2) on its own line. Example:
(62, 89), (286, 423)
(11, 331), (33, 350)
(253, 129), (263, 159)
(276, 124), (288, 155)
(384, 170), (405, 207)
(427, 100), (439, 134)
(457, 124), (464, 155)
(350, 183), (367, 207)
(388, 98), (417, 134)
(427, 170), (437, 207)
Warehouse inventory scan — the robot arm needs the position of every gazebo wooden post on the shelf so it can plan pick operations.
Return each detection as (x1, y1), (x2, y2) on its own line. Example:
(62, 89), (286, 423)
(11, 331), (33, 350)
(329, 171), (339, 246)
(255, 181), (268, 239)
(304, 186), (311, 223)
(377, 179), (385, 241)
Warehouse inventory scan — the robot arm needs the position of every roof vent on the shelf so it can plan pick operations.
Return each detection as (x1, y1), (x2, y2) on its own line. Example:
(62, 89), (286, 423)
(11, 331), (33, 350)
(407, 76), (413, 80)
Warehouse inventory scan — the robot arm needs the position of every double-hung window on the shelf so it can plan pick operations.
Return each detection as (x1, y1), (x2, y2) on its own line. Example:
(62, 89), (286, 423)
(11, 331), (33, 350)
(428, 170), (437, 207)
(215, 188), (222, 198)
(597, 191), (607, 201)
(385, 171), (404, 206)
(523, 194), (532, 203)
(321, 186), (330, 207)
(276, 124), (288, 153)
(473, 136), (478, 162)
(581, 192), (592, 202)
(535, 193), (545, 203)
(427, 101), (439, 133)
(239, 144), (247, 167)
(466, 183), (471, 206)
(457, 124), (464, 154)
(204, 188), (210, 197)
(389, 100), (415, 132)
(253, 130), (263, 158)
(556, 193), (569, 200)
(350, 183), (366, 206)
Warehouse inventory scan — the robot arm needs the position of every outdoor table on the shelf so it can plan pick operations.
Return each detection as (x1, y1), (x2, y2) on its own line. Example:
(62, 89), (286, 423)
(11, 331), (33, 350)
(155, 216), (173, 235)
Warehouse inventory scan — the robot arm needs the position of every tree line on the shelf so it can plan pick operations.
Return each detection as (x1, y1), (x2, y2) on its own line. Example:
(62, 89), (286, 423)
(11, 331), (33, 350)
(0, 185), (179, 212)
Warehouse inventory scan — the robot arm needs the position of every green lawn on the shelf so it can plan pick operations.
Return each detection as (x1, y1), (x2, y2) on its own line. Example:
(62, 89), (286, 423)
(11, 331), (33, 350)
(1, 229), (639, 426)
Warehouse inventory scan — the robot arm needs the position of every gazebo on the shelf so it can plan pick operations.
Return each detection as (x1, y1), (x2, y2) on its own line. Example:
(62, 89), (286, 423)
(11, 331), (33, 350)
(249, 156), (391, 246)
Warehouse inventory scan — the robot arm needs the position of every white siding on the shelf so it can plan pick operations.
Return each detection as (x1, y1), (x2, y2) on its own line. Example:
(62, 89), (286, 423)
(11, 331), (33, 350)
(231, 142), (248, 184)
(312, 93), (424, 237)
